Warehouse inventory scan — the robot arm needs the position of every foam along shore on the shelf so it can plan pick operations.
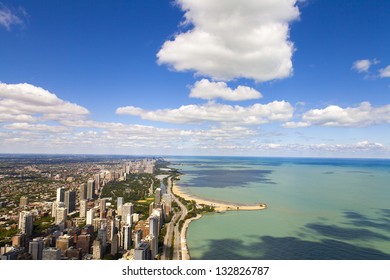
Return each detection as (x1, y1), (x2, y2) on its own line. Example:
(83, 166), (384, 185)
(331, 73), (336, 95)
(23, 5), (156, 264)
(172, 181), (267, 212)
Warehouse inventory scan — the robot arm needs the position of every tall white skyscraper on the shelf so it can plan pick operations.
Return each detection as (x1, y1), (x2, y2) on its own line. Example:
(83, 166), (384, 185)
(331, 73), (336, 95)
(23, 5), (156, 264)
(121, 203), (134, 222)
(86, 208), (95, 225)
(56, 187), (65, 202)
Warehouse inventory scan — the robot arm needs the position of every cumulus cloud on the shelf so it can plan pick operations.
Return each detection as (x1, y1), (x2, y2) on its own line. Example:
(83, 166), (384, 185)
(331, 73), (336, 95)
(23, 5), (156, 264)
(352, 59), (377, 73)
(285, 102), (390, 127)
(0, 3), (24, 30)
(189, 79), (262, 101)
(116, 101), (293, 125)
(157, 0), (300, 82)
(379, 65), (390, 78)
(0, 83), (89, 123)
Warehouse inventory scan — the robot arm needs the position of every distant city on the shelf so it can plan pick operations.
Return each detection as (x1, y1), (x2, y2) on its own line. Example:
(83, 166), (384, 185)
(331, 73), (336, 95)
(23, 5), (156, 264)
(0, 154), (213, 260)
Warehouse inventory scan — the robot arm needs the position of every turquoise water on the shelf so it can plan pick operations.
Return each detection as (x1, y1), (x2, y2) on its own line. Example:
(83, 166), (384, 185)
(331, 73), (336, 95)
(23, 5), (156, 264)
(167, 157), (390, 259)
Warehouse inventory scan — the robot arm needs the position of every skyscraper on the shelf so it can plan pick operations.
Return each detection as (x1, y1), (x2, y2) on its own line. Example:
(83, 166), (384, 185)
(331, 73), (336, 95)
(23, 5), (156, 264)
(76, 234), (92, 255)
(18, 211), (33, 236)
(42, 247), (61, 260)
(100, 198), (106, 219)
(64, 190), (76, 213)
(56, 187), (65, 202)
(149, 215), (159, 259)
(79, 183), (87, 200)
(29, 238), (43, 260)
(134, 242), (151, 260)
(80, 199), (87, 218)
(155, 188), (161, 205)
(92, 240), (102, 260)
(56, 235), (73, 253)
(117, 197), (123, 216)
(86, 208), (95, 225)
(122, 225), (132, 250)
(87, 179), (95, 200)
(121, 203), (134, 222)
(55, 207), (67, 225)
(134, 230), (142, 249)
(98, 226), (107, 255)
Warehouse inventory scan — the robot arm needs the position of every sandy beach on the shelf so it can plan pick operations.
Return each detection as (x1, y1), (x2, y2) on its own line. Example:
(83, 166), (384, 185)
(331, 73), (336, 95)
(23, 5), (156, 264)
(172, 181), (267, 212)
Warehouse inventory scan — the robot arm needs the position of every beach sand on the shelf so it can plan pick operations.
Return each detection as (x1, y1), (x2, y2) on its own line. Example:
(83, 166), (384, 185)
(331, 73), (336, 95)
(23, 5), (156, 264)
(172, 181), (267, 212)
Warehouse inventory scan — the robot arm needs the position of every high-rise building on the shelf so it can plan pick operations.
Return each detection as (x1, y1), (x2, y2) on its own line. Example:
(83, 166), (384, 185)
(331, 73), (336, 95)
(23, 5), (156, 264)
(55, 207), (67, 225)
(19, 196), (29, 207)
(134, 242), (151, 260)
(100, 198), (106, 219)
(76, 234), (92, 255)
(155, 188), (161, 205)
(121, 203), (134, 222)
(149, 215), (159, 258)
(117, 197), (123, 216)
(65, 247), (82, 260)
(80, 199), (87, 218)
(149, 202), (155, 216)
(56, 235), (73, 252)
(79, 183), (87, 200)
(92, 240), (102, 259)
(12, 233), (26, 248)
(64, 190), (76, 213)
(134, 230), (142, 249)
(94, 174), (100, 194)
(111, 234), (118, 256)
(29, 238), (43, 260)
(42, 247), (61, 260)
(122, 225), (132, 250)
(86, 208), (95, 225)
(18, 211), (33, 236)
(56, 187), (65, 202)
(87, 179), (95, 200)
(98, 226), (107, 254)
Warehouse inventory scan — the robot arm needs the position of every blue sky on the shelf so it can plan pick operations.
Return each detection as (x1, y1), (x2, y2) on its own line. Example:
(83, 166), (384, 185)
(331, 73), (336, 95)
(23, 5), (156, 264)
(1, 0), (390, 157)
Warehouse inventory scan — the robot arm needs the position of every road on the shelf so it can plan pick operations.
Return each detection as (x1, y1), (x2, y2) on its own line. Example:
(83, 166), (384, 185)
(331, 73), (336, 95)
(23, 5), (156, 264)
(161, 176), (187, 260)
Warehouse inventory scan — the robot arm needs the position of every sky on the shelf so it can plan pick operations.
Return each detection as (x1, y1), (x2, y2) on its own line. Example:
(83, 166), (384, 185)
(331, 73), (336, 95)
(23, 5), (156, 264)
(1, 0), (390, 158)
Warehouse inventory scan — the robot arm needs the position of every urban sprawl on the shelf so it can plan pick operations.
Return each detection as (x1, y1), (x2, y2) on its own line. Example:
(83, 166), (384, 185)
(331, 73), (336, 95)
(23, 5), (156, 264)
(0, 155), (214, 260)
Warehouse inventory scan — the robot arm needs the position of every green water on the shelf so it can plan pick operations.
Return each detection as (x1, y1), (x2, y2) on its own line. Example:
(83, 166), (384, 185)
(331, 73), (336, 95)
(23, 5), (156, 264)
(169, 157), (390, 259)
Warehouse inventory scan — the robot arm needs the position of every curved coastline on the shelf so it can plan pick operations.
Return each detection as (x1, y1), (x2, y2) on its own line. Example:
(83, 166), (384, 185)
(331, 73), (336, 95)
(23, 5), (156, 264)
(172, 181), (267, 212)
(171, 179), (267, 260)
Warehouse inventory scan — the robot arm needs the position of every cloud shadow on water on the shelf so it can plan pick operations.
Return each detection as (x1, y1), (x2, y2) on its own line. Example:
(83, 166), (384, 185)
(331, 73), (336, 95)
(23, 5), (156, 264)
(196, 236), (390, 260)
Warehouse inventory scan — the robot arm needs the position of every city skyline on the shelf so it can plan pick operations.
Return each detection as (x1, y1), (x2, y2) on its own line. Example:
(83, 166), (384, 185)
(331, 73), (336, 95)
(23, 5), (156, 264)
(1, 0), (390, 158)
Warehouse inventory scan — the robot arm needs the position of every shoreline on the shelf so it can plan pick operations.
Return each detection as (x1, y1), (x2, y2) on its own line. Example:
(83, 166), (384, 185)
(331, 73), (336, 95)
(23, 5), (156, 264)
(171, 179), (267, 260)
(172, 180), (267, 212)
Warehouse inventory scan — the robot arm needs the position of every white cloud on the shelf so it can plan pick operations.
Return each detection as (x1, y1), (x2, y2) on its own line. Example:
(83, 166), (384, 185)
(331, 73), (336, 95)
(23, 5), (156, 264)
(116, 101), (294, 125)
(287, 102), (390, 127)
(0, 83), (89, 123)
(379, 65), (390, 78)
(189, 79), (262, 101)
(0, 3), (23, 30)
(282, 121), (309, 128)
(157, 0), (300, 82)
(352, 59), (376, 73)
(4, 122), (70, 133)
